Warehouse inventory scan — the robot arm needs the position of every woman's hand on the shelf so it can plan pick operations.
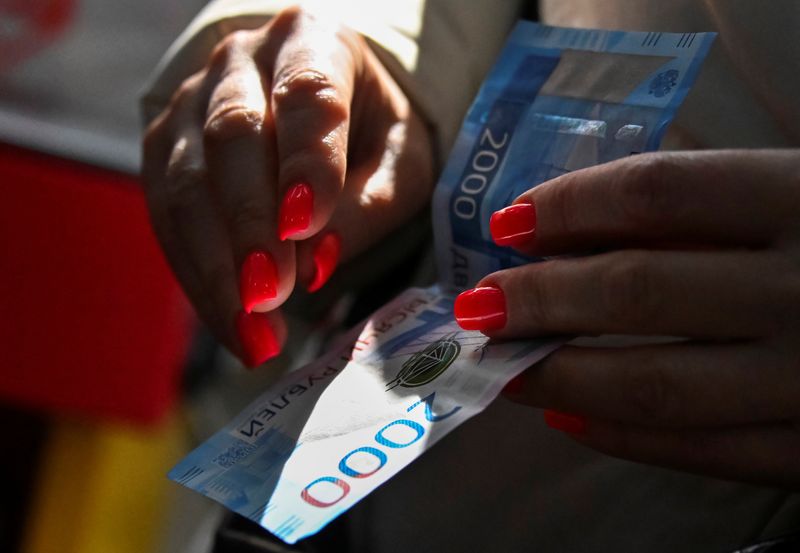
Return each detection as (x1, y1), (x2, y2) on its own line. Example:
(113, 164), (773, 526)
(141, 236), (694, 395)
(455, 150), (800, 489)
(142, 7), (434, 367)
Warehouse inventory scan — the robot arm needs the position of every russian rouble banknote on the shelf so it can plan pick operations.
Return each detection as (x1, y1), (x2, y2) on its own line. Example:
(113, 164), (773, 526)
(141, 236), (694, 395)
(170, 21), (714, 544)
(170, 286), (560, 543)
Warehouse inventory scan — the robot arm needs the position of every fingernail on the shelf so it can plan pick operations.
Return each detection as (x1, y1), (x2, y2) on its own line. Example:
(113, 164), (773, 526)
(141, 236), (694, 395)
(240, 251), (278, 313)
(308, 231), (341, 293)
(543, 410), (587, 435)
(236, 311), (280, 367)
(502, 373), (525, 396)
(278, 183), (313, 241)
(454, 286), (507, 331)
(490, 203), (536, 247)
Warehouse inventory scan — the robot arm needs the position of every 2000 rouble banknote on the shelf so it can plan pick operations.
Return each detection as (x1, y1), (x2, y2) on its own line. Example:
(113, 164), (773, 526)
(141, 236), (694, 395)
(169, 286), (560, 543)
(169, 21), (714, 544)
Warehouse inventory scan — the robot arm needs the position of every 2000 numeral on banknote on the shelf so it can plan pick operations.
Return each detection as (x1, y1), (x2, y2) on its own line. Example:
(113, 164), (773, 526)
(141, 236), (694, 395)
(169, 286), (560, 543)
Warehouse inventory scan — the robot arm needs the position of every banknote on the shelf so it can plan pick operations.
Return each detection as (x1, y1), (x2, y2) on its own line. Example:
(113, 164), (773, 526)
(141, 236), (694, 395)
(169, 286), (561, 543)
(169, 21), (715, 544)
(433, 22), (715, 290)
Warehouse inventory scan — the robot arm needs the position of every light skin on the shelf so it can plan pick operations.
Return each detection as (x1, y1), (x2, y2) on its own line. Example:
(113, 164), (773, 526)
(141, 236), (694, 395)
(143, 7), (799, 489)
(141, 7), (434, 361)
(476, 149), (800, 490)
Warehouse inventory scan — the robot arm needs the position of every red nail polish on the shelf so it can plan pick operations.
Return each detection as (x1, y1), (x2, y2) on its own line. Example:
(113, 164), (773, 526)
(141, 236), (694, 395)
(308, 231), (341, 293)
(543, 410), (587, 435)
(490, 203), (536, 247)
(502, 373), (525, 396)
(236, 311), (280, 367)
(454, 286), (507, 331)
(278, 183), (313, 241)
(240, 251), (278, 313)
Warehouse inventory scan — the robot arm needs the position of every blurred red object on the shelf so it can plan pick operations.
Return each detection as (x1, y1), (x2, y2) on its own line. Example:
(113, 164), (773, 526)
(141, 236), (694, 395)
(0, 143), (193, 425)
(0, 0), (76, 72)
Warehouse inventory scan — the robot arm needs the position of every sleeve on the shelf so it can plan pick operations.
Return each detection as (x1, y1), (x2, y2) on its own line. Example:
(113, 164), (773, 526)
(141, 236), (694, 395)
(140, 0), (524, 159)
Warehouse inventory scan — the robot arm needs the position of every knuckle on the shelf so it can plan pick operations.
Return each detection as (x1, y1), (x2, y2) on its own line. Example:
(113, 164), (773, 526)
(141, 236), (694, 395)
(271, 5), (304, 27)
(208, 33), (243, 72)
(601, 253), (660, 327)
(159, 136), (204, 209)
(208, 42), (229, 72)
(269, 6), (320, 40)
(624, 358), (679, 426)
(282, 140), (347, 182)
(208, 30), (258, 74)
(548, 175), (585, 239)
(228, 199), (270, 234)
(171, 72), (204, 108)
(273, 68), (328, 99)
(272, 69), (348, 122)
(175, 79), (195, 103)
(226, 29), (253, 47)
(517, 265), (558, 328)
(165, 162), (206, 198)
(203, 106), (263, 146)
(614, 154), (679, 229)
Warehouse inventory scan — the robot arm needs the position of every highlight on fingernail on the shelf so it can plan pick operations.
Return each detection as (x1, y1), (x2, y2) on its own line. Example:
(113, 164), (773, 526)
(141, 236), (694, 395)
(240, 251), (278, 313)
(543, 410), (587, 435)
(278, 182), (313, 241)
(308, 231), (341, 293)
(454, 286), (507, 332)
(490, 202), (536, 247)
(236, 311), (280, 367)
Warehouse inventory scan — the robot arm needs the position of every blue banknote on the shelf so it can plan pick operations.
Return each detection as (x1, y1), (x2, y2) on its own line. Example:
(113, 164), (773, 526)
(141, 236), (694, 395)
(170, 21), (714, 544)
(433, 22), (715, 290)
(170, 286), (561, 543)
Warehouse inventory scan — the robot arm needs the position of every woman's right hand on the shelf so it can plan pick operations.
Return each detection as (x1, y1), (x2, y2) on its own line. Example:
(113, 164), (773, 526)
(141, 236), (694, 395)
(142, 7), (435, 367)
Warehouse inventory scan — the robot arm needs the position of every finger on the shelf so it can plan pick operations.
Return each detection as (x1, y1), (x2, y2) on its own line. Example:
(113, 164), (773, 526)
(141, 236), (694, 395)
(556, 417), (800, 490)
(143, 75), (285, 367)
(156, 130), (287, 366)
(203, 32), (295, 314)
(294, 112), (434, 292)
(236, 308), (288, 368)
(504, 343), (800, 428)
(146, 136), (238, 356)
(456, 249), (781, 339)
(143, 73), (241, 355)
(262, 8), (357, 241)
(490, 150), (800, 255)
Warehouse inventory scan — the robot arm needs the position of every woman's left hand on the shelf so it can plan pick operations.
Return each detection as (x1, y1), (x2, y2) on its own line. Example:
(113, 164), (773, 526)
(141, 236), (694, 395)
(454, 149), (800, 489)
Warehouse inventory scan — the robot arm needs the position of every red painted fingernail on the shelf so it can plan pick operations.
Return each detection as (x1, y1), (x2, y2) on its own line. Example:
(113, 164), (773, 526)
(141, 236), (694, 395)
(236, 311), (280, 367)
(278, 183), (313, 241)
(454, 286), (507, 331)
(240, 251), (278, 313)
(502, 373), (525, 396)
(308, 231), (341, 293)
(543, 410), (587, 435)
(490, 202), (536, 247)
